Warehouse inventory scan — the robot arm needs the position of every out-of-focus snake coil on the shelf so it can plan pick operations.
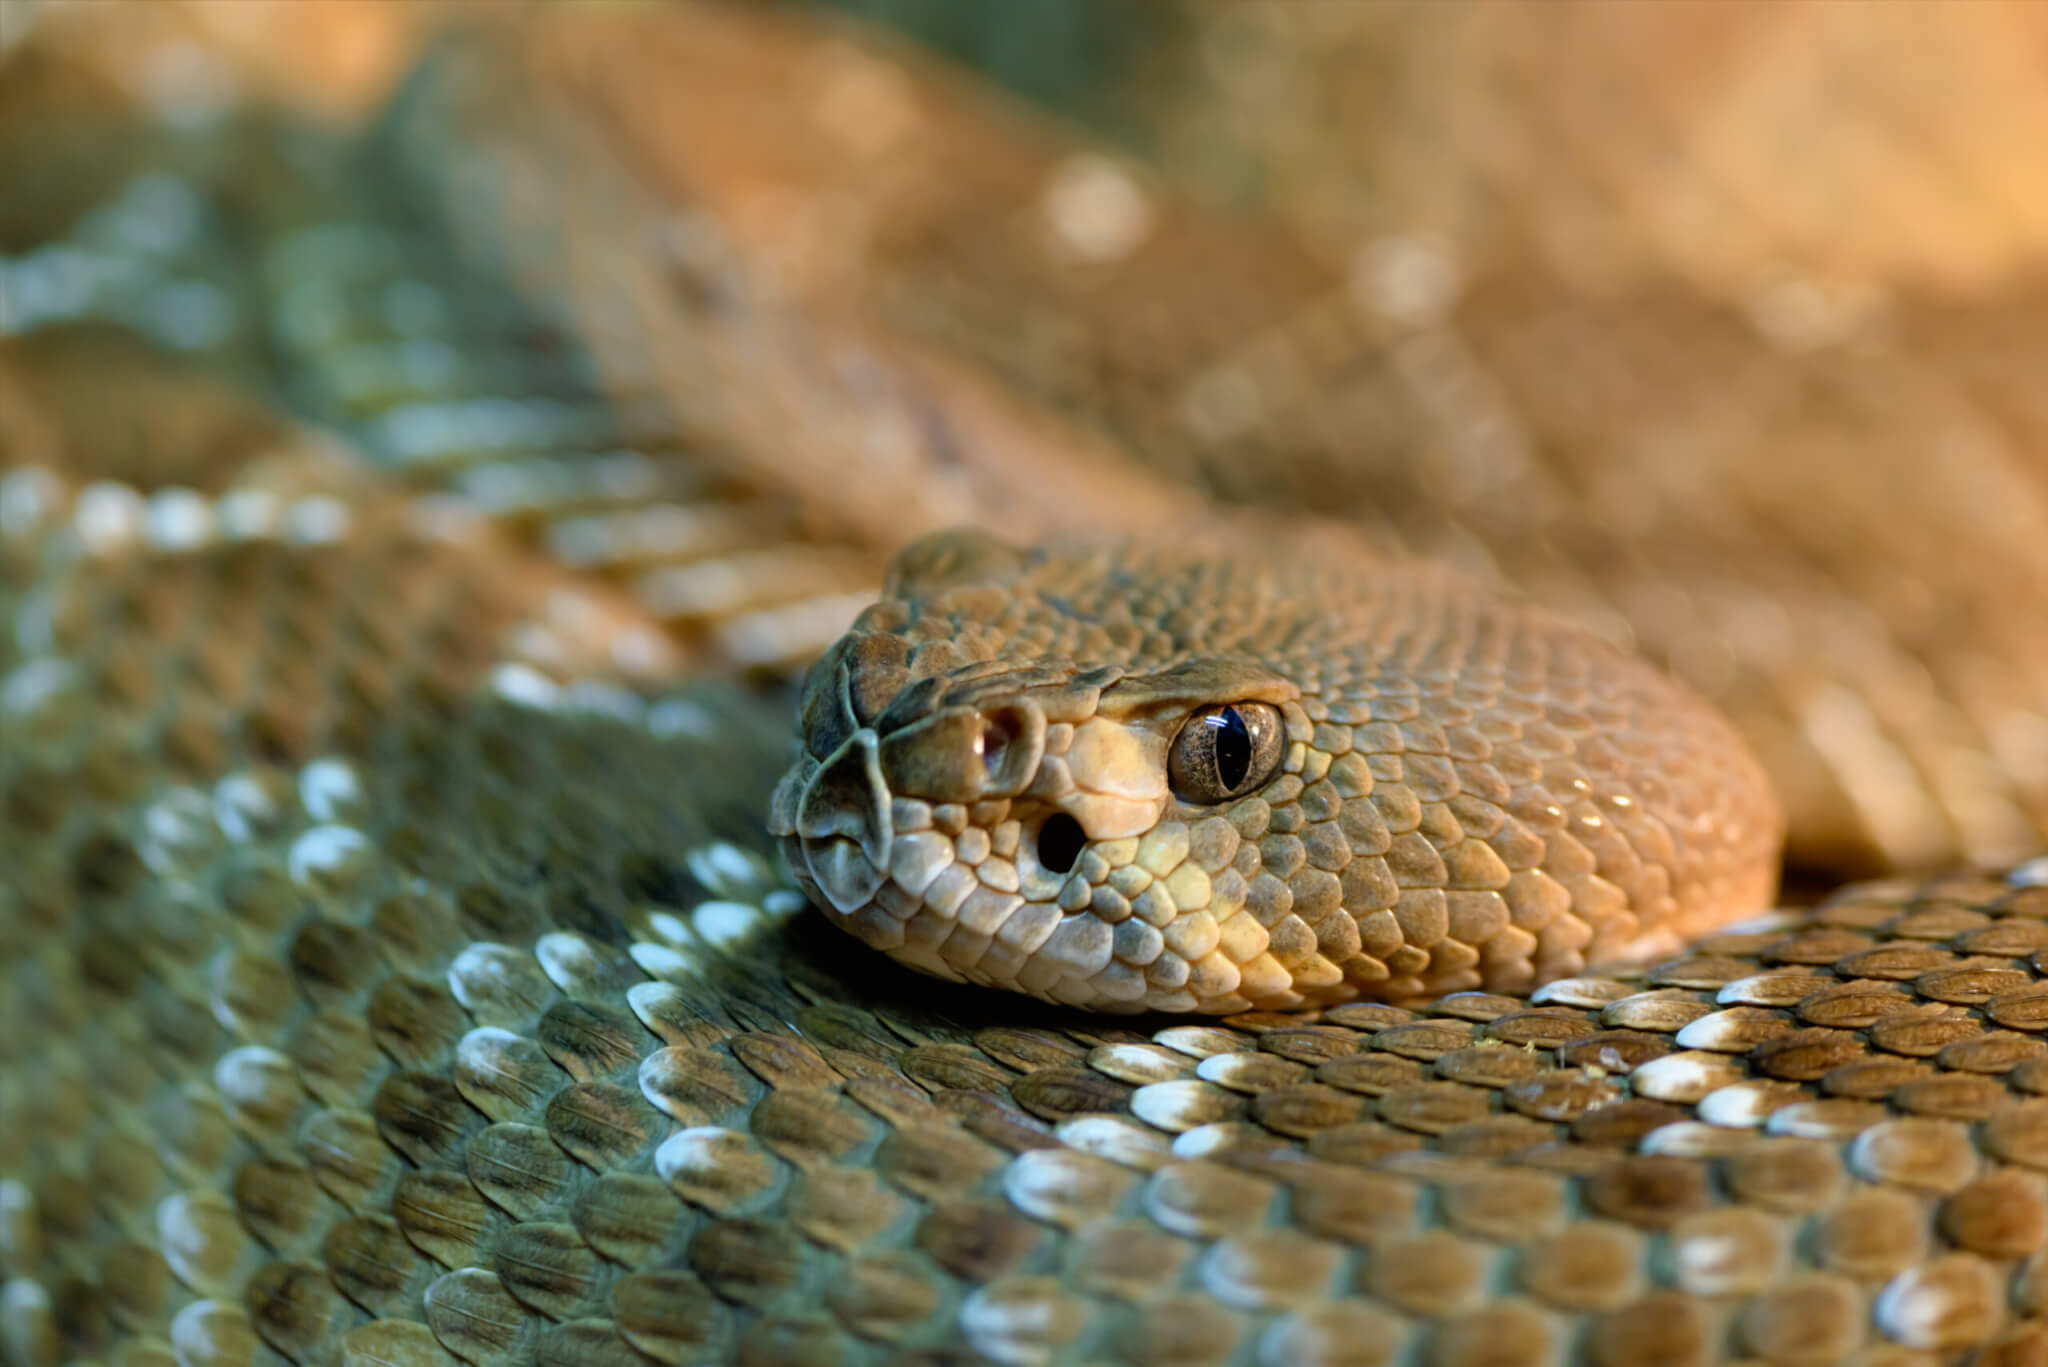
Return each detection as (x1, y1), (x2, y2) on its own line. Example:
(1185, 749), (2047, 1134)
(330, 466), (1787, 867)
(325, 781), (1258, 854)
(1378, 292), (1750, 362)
(14, 6), (2048, 1367)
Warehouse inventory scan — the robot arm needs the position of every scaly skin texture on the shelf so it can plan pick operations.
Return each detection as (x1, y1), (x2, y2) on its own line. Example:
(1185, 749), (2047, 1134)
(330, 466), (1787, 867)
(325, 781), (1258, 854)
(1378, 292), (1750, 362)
(12, 453), (2048, 1365)
(17, 6), (2048, 1367)
(773, 533), (1782, 1013)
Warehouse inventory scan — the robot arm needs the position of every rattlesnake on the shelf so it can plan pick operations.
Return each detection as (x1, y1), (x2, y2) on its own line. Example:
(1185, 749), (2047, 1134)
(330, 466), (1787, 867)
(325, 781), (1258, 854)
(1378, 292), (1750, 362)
(11, 6), (2048, 1367)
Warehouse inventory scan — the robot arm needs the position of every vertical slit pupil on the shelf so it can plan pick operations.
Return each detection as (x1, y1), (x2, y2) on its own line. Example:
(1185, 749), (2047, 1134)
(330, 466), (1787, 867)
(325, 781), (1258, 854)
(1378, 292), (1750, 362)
(1209, 707), (1251, 791)
(1038, 813), (1086, 874)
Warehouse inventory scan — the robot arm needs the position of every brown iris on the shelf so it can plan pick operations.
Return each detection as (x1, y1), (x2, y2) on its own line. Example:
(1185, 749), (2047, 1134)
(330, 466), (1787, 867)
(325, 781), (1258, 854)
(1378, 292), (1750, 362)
(1167, 702), (1283, 803)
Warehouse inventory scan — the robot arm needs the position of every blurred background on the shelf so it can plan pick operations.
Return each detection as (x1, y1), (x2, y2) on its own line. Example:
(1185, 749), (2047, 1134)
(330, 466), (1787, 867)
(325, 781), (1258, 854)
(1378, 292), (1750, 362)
(8, 0), (2048, 883)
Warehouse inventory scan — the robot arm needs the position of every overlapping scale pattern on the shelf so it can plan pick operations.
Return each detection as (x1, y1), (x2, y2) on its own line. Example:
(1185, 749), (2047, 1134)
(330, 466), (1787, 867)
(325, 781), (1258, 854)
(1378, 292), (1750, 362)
(14, 493), (2048, 1364)
(15, 5), (2048, 1366)
(4, 458), (2048, 1363)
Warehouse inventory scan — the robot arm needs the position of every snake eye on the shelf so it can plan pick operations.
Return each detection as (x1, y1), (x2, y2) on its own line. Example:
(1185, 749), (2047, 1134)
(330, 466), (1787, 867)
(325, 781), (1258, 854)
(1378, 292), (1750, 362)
(1168, 702), (1284, 804)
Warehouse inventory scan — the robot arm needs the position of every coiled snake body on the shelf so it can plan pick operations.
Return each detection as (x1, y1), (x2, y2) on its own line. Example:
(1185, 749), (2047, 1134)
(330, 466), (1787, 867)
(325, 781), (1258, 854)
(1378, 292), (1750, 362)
(10, 8), (2048, 1367)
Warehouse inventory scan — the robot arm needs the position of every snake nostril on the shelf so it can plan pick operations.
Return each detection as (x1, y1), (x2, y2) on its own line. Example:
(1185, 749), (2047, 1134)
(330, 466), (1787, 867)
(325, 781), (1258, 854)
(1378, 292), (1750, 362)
(1037, 813), (1086, 875)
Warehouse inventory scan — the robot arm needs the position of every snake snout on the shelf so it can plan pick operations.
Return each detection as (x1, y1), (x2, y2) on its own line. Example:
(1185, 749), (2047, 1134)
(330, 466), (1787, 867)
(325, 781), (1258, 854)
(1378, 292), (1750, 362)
(771, 688), (1059, 927)
(770, 727), (893, 915)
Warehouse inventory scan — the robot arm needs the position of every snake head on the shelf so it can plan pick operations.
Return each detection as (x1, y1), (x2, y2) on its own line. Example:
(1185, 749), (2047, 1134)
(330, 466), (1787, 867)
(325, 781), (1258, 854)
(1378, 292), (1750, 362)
(771, 529), (1784, 1014)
